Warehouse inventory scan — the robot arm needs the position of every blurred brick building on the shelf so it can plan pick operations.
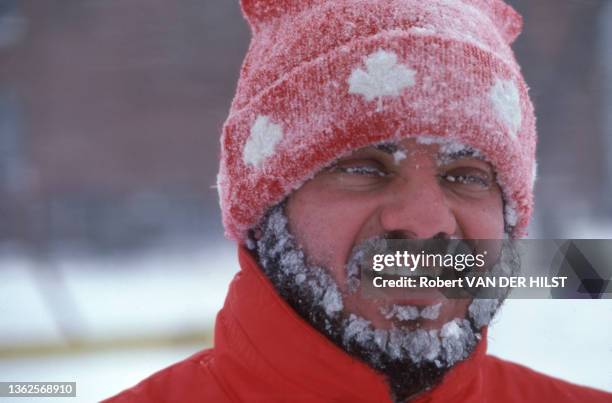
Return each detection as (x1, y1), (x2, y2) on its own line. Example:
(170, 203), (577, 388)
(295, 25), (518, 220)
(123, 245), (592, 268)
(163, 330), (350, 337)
(0, 0), (249, 251)
(0, 0), (609, 253)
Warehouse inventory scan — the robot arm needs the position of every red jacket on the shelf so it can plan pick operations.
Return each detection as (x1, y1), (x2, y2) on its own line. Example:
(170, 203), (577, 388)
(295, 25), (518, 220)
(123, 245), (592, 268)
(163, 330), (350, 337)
(104, 247), (612, 402)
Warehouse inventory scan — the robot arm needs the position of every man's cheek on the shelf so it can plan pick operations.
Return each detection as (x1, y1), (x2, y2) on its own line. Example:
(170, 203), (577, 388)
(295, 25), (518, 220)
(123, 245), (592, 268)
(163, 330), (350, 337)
(287, 216), (337, 266)
(456, 205), (504, 239)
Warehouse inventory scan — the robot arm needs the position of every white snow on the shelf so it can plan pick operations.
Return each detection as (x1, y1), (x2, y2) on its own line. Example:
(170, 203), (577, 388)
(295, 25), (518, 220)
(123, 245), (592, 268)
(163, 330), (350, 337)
(505, 201), (519, 228)
(0, 344), (205, 403)
(0, 241), (238, 402)
(409, 25), (437, 36)
(243, 115), (284, 168)
(407, 329), (441, 363)
(0, 242), (236, 348)
(440, 318), (462, 339)
(393, 149), (407, 164)
(415, 136), (441, 146)
(381, 305), (420, 321)
(257, 205), (344, 317)
(343, 314), (372, 346)
(468, 299), (499, 329)
(489, 78), (522, 140)
(440, 318), (475, 364)
(488, 300), (612, 393)
(348, 49), (416, 111)
(416, 135), (476, 154)
(420, 302), (442, 320)
(381, 303), (443, 321)
(346, 313), (478, 367)
(415, 135), (483, 166)
(322, 287), (344, 316)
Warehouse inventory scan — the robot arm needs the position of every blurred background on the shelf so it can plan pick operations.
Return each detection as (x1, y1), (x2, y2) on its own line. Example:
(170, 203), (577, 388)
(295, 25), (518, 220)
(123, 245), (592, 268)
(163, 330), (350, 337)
(0, 0), (611, 401)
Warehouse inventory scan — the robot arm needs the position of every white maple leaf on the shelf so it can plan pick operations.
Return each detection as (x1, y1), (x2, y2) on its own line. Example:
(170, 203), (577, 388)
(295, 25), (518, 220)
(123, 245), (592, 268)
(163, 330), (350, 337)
(489, 78), (522, 140)
(243, 115), (283, 168)
(348, 49), (417, 111)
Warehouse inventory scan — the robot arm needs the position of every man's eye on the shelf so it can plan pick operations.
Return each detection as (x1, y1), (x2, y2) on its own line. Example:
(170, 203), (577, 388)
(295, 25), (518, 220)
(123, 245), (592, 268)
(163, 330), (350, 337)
(329, 160), (388, 177)
(335, 165), (386, 176)
(441, 169), (492, 189)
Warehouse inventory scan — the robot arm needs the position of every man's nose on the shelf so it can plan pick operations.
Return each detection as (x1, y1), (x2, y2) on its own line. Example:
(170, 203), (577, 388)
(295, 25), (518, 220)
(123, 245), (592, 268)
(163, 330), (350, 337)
(378, 174), (458, 239)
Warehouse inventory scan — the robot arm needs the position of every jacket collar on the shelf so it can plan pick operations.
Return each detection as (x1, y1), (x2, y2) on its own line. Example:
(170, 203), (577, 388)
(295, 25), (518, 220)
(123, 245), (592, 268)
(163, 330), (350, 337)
(211, 246), (487, 402)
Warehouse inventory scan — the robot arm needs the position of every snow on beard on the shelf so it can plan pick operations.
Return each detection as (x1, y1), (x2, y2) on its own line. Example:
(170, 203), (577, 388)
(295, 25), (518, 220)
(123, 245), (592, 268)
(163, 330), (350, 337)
(345, 236), (516, 328)
(250, 203), (518, 401)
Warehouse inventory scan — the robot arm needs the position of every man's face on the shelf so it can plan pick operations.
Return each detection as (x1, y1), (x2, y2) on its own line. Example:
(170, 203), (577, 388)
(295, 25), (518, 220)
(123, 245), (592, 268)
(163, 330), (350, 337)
(253, 136), (511, 401)
(285, 137), (505, 330)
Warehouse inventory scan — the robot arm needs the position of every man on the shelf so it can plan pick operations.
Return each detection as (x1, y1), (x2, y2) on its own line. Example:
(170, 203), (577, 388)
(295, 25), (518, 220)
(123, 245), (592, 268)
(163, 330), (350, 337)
(105, 0), (612, 401)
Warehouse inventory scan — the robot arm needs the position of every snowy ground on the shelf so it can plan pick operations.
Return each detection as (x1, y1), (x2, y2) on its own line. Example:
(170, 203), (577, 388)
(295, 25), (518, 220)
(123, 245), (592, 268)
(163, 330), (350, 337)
(1, 243), (611, 402)
(0, 343), (206, 402)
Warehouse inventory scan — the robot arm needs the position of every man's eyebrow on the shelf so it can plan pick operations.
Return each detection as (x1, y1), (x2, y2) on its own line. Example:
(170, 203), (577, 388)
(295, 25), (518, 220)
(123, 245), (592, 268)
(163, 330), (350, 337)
(374, 142), (399, 154)
(441, 148), (481, 161)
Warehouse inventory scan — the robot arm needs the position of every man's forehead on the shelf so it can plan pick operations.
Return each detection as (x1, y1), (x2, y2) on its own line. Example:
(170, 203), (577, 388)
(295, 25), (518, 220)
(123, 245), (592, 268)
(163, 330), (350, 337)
(357, 139), (485, 163)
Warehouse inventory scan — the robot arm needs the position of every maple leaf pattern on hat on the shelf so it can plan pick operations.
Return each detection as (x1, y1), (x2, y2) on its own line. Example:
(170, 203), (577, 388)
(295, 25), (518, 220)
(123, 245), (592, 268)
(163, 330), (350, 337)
(348, 50), (417, 111)
(243, 115), (284, 168)
(489, 78), (522, 140)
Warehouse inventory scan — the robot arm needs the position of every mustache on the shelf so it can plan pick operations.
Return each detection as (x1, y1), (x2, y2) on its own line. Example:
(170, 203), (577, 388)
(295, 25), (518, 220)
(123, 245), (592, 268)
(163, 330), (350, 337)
(345, 235), (480, 294)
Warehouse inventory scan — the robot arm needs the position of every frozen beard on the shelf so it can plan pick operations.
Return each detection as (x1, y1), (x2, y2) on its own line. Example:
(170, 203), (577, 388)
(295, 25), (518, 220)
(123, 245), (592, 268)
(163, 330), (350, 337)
(250, 203), (517, 402)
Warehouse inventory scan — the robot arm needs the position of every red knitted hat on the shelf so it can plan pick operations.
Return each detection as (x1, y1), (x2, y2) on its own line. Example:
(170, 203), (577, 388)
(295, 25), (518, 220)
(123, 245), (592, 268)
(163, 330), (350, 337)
(218, 0), (537, 242)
